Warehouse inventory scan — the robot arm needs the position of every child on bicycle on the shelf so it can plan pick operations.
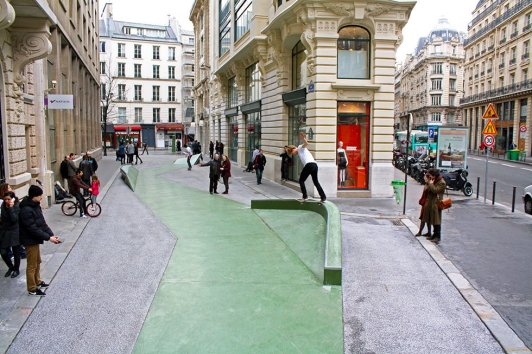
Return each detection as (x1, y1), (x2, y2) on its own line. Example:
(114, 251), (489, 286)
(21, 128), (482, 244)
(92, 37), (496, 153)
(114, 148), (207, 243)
(91, 175), (100, 204)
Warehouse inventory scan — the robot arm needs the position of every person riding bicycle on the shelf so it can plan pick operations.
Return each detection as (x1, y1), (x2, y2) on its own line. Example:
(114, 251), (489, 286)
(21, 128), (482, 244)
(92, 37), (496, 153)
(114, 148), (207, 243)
(69, 169), (92, 218)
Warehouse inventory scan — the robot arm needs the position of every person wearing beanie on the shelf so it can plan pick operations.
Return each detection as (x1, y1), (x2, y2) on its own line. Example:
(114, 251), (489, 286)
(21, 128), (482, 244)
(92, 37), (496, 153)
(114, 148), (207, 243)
(19, 185), (61, 296)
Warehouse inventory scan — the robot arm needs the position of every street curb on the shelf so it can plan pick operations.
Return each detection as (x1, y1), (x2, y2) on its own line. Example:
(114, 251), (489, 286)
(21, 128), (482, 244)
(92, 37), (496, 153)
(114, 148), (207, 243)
(401, 218), (532, 354)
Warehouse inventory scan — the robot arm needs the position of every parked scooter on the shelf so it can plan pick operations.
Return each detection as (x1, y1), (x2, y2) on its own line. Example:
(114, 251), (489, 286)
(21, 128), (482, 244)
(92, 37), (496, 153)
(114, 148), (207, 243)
(440, 169), (474, 196)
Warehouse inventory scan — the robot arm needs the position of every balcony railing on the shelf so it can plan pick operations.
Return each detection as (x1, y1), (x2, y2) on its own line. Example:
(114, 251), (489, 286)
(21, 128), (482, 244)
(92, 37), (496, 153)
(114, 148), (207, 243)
(468, 0), (502, 29)
(500, 38), (507, 44)
(481, 49), (487, 54)
(524, 23), (532, 32)
(460, 78), (532, 104)
(488, 45), (495, 51)
(511, 31), (519, 38)
(487, 68), (493, 73)
(475, 53), (480, 58)
(523, 53), (530, 59)
(509, 58), (517, 65)
(481, 71), (485, 76)
(469, 56), (474, 60)
(475, 74), (479, 78)
(469, 76), (473, 81)
(499, 63), (505, 69)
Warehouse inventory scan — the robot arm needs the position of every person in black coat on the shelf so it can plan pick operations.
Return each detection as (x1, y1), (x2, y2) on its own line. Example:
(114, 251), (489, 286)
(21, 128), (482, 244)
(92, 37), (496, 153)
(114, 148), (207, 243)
(254, 149), (266, 185)
(209, 141), (214, 159)
(60, 155), (69, 189)
(134, 144), (143, 164)
(197, 154), (222, 194)
(279, 147), (292, 182)
(1, 192), (21, 278)
(19, 186), (61, 296)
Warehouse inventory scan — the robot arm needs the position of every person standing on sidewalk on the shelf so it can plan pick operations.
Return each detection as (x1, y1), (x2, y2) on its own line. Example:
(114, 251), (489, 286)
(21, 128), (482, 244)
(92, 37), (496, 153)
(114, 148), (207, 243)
(285, 132), (327, 202)
(220, 155), (232, 194)
(86, 151), (98, 175)
(127, 141), (135, 165)
(60, 155), (70, 191)
(79, 155), (93, 197)
(422, 168), (446, 244)
(141, 142), (149, 155)
(415, 174), (431, 237)
(19, 185), (61, 296)
(91, 175), (100, 204)
(1, 192), (21, 278)
(69, 170), (92, 218)
(185, 144), (193, 170)
(209, 141), (214, 159)
(280, 147), (291, 182)
(134, 144), (143, 164)
(67, 153), (77, 180)
(197, 153), (222, 194)
(119, 143), (126, 164)
(254, 149), (266, 185)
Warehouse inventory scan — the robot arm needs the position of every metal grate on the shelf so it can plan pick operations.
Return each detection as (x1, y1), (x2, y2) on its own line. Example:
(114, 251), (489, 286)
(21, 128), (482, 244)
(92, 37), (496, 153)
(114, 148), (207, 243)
(390, 219), (403, 226)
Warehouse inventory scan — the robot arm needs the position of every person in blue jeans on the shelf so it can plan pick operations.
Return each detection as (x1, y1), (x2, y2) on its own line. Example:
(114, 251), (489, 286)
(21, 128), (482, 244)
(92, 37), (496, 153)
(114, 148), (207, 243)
(254, 149), (266, 185)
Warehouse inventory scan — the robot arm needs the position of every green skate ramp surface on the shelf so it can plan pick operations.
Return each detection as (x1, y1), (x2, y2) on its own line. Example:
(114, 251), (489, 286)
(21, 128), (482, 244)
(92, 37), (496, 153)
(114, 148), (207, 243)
(133, 165), (343, 353)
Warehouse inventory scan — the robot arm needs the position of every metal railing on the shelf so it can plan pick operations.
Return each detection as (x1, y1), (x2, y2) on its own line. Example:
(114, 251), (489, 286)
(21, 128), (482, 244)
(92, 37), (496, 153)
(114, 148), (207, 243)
(469, 0), (503, 29)
(460, 78), (532, 104)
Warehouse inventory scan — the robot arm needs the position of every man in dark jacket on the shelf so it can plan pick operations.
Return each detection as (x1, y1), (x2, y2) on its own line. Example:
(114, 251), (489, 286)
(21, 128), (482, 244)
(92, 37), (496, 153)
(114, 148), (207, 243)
(86, 151), (98, 174)
(79, 155), (93, 196)
(69, 169), (92, 217)
(60, 155), (69, 190)
(197, 154), (222, 194)
(19, 185), (60, 296)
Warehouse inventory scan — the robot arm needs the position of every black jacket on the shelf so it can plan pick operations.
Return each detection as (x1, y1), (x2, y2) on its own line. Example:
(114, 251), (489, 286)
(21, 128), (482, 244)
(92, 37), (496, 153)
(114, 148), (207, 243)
(0, 203), (20, 248)
(255, 155), (266, 171)
(200, 158), (222, 179)
(60, 160), (69, 179)
(88, 157), (98, 172)
(18, 198), (53, 246)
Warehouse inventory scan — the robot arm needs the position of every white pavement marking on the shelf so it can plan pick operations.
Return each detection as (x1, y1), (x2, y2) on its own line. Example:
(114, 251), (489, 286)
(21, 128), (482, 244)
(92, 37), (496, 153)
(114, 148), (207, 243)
(522, 168), (532, 171)
(471, 158), (482, 161)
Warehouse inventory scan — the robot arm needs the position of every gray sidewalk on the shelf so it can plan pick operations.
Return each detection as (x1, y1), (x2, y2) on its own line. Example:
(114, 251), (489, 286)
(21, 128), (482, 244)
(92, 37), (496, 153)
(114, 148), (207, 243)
(0, 153), (522, 353)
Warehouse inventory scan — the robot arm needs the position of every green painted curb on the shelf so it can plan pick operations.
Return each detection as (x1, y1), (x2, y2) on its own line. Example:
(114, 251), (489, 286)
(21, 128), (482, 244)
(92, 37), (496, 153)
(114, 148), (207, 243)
(251, 199), (342, 286)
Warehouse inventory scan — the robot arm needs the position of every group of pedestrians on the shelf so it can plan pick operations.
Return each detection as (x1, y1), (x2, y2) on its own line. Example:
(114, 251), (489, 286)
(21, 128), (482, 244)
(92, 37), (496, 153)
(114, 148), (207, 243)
(60, 152), (100, 218)
(116, 141), (143, 165)
(415, 168), (447, 244)
(197, 154), (232, 194)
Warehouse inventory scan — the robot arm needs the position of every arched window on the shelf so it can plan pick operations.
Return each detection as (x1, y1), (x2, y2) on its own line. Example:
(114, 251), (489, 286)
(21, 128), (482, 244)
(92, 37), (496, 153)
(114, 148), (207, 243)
(337, 26), (370, 79)
(292, 41), (307, 89)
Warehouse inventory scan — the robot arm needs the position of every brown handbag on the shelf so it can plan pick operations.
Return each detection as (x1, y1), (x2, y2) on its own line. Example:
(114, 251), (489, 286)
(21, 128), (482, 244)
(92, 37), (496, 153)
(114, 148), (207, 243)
(437, 190), (452, 210)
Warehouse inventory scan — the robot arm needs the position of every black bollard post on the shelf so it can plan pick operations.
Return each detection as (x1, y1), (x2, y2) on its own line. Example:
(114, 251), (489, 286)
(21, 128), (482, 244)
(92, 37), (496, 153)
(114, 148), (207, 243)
(492, 181), (496, 205)
(512, 187), (516, 212)
(476, 176), (480, 199)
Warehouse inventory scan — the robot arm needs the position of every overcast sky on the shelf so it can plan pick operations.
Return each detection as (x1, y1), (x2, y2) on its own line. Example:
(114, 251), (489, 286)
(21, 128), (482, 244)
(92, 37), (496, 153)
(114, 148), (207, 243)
(99, 0), (478, 61)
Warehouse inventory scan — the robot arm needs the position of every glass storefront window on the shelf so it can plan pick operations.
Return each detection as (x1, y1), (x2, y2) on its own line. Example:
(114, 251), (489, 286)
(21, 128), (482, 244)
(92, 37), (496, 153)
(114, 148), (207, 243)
(337, 26), (370, 79)
(337, 101), (371, 189)
(228, 77), (238, 108)
(228, 117), (238, 161)
(245, 63), (261, 103)
(292, 41), (307, 89)
(288, 104), (306, 181)
(245, 112), (261, 163)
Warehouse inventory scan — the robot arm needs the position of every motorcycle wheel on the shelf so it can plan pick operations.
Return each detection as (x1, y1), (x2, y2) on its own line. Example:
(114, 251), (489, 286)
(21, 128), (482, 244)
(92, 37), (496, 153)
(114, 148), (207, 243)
(463, 182), (474, 197)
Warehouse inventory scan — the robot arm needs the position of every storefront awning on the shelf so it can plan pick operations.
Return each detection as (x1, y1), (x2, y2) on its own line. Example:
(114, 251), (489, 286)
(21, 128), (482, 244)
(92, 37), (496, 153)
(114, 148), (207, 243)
(156, 123), (184, 131)
(114, 125), (142, 131)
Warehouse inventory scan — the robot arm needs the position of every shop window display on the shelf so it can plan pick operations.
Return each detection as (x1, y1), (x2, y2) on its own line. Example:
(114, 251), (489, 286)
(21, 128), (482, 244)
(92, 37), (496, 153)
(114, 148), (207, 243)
(337, 102), (370, 189)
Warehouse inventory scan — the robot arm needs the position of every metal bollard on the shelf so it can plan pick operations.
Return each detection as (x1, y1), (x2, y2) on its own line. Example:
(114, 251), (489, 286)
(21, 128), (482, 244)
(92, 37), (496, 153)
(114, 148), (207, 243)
(476, 177), (480, 199)
(492, 181), (496, 205)
(512, 187), (516, 212)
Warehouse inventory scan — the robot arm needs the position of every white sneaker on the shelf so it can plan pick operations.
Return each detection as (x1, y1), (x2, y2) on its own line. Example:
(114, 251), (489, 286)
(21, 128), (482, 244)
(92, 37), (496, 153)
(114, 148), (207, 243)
(80, 214), (87, 218)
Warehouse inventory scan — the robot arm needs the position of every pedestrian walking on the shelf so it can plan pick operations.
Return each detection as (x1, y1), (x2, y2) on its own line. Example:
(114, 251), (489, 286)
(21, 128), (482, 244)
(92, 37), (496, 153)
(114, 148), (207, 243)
(79, 155), (93, 196)
(141, 142), (149, 155)
(254, 149), (266, 185)
(0, 184), (26, 259)
(422, 168), (446, 244)
(127, 141), (135, 164)
(119, 143), (126, 164)
(209, 141), (214, 159)
(185, 144), (193, 170)
(134, 144), (143, 164)
(1, 192), (21, 278)
(60, 155), (70, 191)
(198, 142), (203, 161)
(415, 174), (431, 237)
(285, 132), (327, 202)
(67, 153), (77, 179)
(219, 141), (225, 156)
(197, 153), (222, 194)
(215, 141), (220, 155)
(280, 147), (291, 182)
(69, 170), (92, 218)
(19, 185), (61, 296)
(220, 154), (231, 194)
(86, 151), (98, 174)
(91, 175), (100, 204)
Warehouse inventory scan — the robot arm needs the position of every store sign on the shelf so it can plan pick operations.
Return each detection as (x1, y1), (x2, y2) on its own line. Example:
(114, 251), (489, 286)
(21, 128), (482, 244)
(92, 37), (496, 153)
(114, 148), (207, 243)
(47, 95), (74, 109)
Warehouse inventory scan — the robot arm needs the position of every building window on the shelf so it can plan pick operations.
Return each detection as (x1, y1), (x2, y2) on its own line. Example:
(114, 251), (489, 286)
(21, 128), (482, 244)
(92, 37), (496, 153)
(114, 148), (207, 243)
(118, 84), (126, 100)
(100, 62), (106, 74)
(512, 21), (518, 37)
(100, 41), (106, 52)
(169, 66), (175, 79)
(245, 62), (261, 103)
(432, 112), (442, 122)
(118, 63), (125, 77)
(168, 86), (176, 101)
(235, 0), (252, 41)
(219, 0), (231, 56)
(134, 64), (142, 78)
(450, 64), (456, 75)
(101, 83), (106, 100)
(450, 79), (456, 91)
(228, 76), (238, 108)
(153, 65), (160, 78)
(189, 38), (194, 45)
(447, 113), (454, 124)
(432, 62), (443, 74)
(169, 108), (176, 122)
(337, 26), (370, 79)
(134, 85), (142, 101)
(124, 27), (131, 35)
(118, 107), (126, 123)
(118, 43), (125, 57)
(292, 41), (307, 90)
(153, 86), (160, 101)
(434, 45), (442, 54)
(431, 95), (442, 106)
(524, 41), (530, 59)
(431, 79), (442, 90)
(449, 95), (455, 106)
(153, 108), (160, 122)
(153, 46), (160, 59)
(134, 44), (142, 58)
(524, 69), (529, 81)
(135, 107), (142, 123)
(168, 47), (176, 60)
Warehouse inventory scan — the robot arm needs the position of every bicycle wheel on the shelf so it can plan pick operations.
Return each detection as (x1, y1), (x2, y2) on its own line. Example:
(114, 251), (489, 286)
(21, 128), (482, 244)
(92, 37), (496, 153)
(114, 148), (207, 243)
(61, 201), (77, 216)
(85, 202), (101, 217)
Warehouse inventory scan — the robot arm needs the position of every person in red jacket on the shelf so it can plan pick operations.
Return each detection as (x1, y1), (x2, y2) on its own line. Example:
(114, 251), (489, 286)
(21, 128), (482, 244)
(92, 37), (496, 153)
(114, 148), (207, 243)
(69, 169), (92, 218)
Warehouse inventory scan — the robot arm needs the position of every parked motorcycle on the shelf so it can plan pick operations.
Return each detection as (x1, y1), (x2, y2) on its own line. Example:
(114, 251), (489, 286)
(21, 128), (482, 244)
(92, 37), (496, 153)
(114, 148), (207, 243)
(440, 169), (474, 196)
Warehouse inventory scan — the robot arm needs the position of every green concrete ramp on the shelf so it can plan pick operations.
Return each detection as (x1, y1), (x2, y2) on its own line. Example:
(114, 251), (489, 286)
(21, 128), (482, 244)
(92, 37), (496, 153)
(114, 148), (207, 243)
(132, 165), (343, 353)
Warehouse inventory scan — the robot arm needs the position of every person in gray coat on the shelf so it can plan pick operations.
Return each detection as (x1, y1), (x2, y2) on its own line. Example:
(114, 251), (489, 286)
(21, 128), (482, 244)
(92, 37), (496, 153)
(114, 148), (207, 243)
(127, 141), (135, 164)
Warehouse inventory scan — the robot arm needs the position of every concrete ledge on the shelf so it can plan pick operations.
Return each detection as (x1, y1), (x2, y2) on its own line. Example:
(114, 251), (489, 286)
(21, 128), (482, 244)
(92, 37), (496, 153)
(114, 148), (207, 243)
(251, 199), (342, 285)
(120, 165), (139, 192)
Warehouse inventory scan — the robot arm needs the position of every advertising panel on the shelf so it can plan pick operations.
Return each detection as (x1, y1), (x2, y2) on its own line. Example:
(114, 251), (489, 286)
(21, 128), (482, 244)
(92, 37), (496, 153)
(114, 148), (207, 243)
(436, 127), (468, 170)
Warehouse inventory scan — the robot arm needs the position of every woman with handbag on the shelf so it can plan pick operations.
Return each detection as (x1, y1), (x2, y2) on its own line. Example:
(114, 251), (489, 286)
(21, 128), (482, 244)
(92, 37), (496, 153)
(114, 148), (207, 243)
(421, 168), (447, 244)
(415, 174), (431, 237)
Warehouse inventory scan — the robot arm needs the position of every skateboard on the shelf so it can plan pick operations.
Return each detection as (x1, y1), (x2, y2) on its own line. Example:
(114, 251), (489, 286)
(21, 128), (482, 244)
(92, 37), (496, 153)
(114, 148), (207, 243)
(295, 198), (324, 205)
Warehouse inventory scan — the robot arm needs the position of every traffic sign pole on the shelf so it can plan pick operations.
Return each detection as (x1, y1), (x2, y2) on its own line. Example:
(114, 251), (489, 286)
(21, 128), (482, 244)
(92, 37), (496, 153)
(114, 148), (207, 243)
(484, 148), (489, 203)
(481, 103), (498, 203)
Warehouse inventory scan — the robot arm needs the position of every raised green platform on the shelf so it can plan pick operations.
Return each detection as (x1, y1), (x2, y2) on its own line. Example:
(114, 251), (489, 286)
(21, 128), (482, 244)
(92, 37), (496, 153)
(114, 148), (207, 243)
(120, 165), (139, 191)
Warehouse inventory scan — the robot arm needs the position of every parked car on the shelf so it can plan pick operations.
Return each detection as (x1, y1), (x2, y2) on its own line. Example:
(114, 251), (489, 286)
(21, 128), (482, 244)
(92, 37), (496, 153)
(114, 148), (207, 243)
(523, 184), (532, 215)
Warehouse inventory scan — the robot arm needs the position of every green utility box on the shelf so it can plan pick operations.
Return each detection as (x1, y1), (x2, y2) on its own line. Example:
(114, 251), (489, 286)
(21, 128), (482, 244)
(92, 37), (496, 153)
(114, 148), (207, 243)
(507, 149), (520, 160)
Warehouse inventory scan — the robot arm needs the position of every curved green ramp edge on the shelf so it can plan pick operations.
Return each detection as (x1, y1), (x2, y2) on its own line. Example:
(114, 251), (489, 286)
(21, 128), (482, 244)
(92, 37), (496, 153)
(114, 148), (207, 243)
(174, 153), (201, 166)
(120, 165), (139, 192)
(251, 199), (342, 286)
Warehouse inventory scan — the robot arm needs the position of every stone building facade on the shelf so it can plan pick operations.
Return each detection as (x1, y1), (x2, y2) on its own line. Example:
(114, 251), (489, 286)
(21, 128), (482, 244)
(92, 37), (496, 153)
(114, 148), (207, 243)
(191, 0), (415, 198)
(460, 0), (532, 154)
(0, 0), (100, 205)
(395, 18), (466, 130)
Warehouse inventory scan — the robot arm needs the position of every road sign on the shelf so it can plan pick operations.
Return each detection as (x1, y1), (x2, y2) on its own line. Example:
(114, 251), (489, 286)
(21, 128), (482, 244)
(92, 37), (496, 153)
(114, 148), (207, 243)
(483, 103), (499, 119)
(484, 134), (495, 147)
(520, 126), (527, 132)
(428, 127), (435, 139)
(482, 119), (498, 135)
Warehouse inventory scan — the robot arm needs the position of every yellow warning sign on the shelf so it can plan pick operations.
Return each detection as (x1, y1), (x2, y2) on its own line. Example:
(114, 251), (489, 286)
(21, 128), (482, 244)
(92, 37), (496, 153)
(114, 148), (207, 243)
(482, 119), (498, 135)
(483, 103), (499, 119)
